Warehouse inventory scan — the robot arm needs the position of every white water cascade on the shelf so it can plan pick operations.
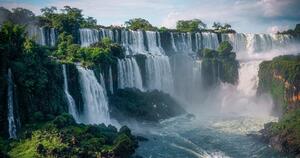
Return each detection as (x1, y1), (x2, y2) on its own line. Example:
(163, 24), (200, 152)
(145, 55), (174, 94)
(7, 69), (17, 139)
(79, 28), (99, 47)
(100, 73), (107, 95)
(221, 33), (295, 53)
(76, 66), (110, 125)
(202, 32), (219, 50)
(27, 26), (57, 46)
(109, 66), (114, 94)
(7, 68), (17, 139)
(62, 65), (79, 122)
(146, 31), (165, 55)
(117, 58), (143, 90)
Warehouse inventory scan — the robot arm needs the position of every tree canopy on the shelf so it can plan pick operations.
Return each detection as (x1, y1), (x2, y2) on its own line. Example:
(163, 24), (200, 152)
(176, 19), (206, 32)
(124, 18), (156, 31)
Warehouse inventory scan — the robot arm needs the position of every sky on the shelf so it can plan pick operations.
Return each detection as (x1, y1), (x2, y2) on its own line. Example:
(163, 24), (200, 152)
(0, 0), (299, 33)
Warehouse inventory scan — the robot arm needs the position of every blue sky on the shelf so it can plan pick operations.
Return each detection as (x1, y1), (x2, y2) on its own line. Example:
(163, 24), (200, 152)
(1, 0), (299, 33)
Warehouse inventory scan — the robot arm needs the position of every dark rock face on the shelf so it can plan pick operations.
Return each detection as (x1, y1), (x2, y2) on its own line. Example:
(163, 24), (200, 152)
(109, 88), (185, 122)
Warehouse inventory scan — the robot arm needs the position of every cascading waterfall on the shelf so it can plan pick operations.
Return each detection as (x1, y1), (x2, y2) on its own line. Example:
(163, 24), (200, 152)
(50, 28), (57, 47)
(237, 60), (261, 96)
(27, 26), (57, 46)
(109, 66), (114, 94)
(79, 28), (99, 47)
(76, 66), (110, 125)
(7, 68), (17, 139)
(100, 73), (107, 95)
(62, 65), (79, 122)
(145, 55), (174, 94)
(221, 33), (295, 53)
(170, 55), (203, 104)
(202, 32), (219, 50)
(117, 58), (143, 90)
(145, 31), (165, 55)
(170, 32), (194, 54)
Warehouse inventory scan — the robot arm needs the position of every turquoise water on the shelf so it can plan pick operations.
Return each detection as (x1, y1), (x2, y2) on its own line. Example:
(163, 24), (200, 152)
(134, 115), (290, 158)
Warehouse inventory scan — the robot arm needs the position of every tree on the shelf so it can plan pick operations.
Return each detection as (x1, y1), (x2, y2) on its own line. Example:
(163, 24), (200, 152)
(125, 18), (156, 30)
(0, 7), (12, 24)
(223, 23), (231, 30)
(11, 8), (36, 25)
(176, 19), (206, 32)
(212, 22), (222, 30)
(217, 41), (233, 55)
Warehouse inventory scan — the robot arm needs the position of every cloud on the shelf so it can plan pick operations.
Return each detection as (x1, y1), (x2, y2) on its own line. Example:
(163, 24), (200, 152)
(258, 0), (300, 20)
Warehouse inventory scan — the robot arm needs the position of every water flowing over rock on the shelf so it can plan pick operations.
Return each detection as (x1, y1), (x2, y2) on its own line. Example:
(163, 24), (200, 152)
(109, 66), (114, 94)
(7, 68), (17, 139)
(170, 55), (203, 104)
(221, 33), (294, 53)
(117, 57), (143, 90)
(99, 73), (107, 95)
(76, 66), (110, 125)
(62, 65), (79, 122)
(202, 32), (219, 50)
(145, 55), (174, 94)
(79, 28), (99, 47)
(27, 26), (57, 46)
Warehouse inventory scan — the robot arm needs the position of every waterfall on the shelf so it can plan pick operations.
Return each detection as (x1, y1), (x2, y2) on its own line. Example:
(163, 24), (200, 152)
(221, 33), (295, 53)
(27, 26), (57, 46)
(237, 60), (261, 96)
(62, 65), (79, 122)
(76, 66), (110, 125)
(170, 55), (203, 104)
(146, 31), (165, 55)
(202, 32), (219, 50)
(145, 55), (174, 94)
(79, 28), (99, 47)
(170, 33), (178, 52)
(100, 73), (107, 95)
(170, 32), (194, 54)
(50, 28), (56, 47)
(109, 66), (114, 94)
(7, 68), (17, 139)
(117, 58), (143, 90)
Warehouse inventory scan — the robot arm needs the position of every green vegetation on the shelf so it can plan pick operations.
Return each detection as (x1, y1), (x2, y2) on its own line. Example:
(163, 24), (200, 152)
(0, 22), (68, 136)
(201, 41), (239, 86)
(55, 34), (124, 67)
(39, 6), (97, 42)
(258, 55), (300, 155)
(176, 19), (206, 32)
(258, 55), (300, 111)
(7, 114), (138, 158)
(109, 89), (185, 122)
(0, 7), (36, 25)
(125, 18), (157, 31)
(262, 109), (300, 155)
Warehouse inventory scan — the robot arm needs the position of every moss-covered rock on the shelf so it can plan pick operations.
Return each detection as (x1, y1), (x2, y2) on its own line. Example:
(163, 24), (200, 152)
(257, 55), (300, 113)
(258, 54), (300, 156)
(109, 88), (185, 122)
(7, 114), (138, 158)
(201, 42), (239, 87)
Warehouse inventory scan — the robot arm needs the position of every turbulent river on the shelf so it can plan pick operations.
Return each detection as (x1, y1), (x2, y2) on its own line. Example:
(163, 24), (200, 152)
(134, 114), (288, 158)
